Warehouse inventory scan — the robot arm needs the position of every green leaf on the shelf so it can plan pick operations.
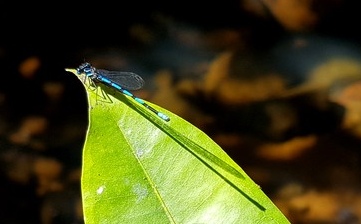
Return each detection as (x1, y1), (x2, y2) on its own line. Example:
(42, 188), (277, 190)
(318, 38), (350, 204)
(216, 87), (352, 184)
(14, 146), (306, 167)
(66, 68), (290, 224)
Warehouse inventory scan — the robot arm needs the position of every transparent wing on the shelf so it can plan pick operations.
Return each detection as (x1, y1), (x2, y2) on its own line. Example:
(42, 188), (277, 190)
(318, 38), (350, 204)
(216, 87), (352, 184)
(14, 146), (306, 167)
(96, 69), (145, 90)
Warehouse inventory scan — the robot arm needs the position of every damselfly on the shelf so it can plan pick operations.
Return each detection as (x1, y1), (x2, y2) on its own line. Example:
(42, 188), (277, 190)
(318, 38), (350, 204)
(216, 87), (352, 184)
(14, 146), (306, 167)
(76, 62), (170, 121)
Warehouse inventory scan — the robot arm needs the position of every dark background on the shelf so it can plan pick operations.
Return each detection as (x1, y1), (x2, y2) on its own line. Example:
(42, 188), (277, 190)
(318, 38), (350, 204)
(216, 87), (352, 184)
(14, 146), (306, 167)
(1, 1), (361, 223)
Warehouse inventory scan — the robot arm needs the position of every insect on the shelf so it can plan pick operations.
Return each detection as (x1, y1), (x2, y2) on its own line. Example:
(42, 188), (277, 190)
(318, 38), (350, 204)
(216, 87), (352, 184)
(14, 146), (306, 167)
(76, 62), (170, 121)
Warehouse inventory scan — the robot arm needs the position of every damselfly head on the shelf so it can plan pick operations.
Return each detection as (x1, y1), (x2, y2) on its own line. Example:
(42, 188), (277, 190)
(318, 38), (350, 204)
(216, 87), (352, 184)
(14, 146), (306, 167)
(76, 62), (95, 77)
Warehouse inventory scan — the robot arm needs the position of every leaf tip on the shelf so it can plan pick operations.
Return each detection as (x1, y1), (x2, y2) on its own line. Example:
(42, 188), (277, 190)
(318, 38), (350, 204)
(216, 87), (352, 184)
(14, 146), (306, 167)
(65, 68), (76, 73)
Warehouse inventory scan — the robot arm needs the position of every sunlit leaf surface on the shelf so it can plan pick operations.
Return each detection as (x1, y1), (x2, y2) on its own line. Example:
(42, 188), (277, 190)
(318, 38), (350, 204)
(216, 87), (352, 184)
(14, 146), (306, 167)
(66, 68), (290, 224)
